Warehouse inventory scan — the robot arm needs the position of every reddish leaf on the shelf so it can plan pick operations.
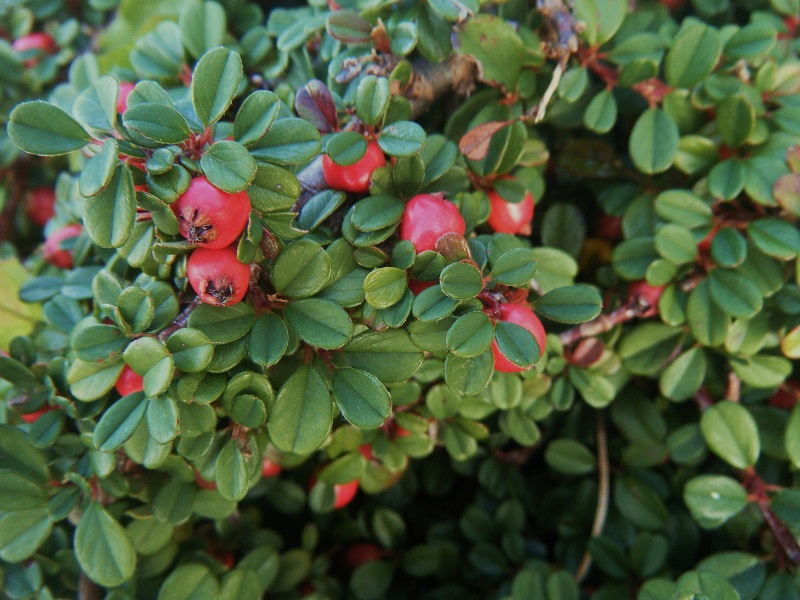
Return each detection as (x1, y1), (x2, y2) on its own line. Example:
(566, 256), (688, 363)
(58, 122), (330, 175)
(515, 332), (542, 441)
(458, 120), (511, 161)
(295, 80), (338, 133)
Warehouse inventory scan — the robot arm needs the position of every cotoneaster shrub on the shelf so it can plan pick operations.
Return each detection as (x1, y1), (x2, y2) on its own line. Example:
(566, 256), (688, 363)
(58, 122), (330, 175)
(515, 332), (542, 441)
(1, 0), (800, 599)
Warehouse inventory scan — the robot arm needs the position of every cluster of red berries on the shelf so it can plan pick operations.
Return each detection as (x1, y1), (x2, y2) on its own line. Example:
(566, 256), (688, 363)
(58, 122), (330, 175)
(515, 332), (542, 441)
(173, 176), (252, 307)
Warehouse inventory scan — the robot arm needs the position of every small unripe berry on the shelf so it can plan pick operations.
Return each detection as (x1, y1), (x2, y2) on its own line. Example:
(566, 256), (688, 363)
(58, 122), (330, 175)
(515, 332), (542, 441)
(486, 186), (534, 235)
(400, 193), (466, 253)
(490, 303), (546, 373)
(117, 82), (136, 114)
(13, 33), (57, 67)
(322, 141), (386, 194)
(115, 365), (144, 396)
(171, 176), (251, 249)
(43, 224), (82, 269)
(25, 187), (56, 227)
(187, 245), (250, 306)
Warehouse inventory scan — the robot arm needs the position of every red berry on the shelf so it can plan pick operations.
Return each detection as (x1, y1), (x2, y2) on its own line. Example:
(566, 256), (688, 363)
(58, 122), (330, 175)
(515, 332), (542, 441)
(25, 187), (56, 227)
(768, 381), (800, 410)
(333, 480), (359, 509)
(628, 280), (664, 318)
(20, 405), (53, 424)
(407, 278), (437, 295)
(322, 141), (386, 194)
(115, 365), (144, 396)
(195, 472), (217, 490)
(486, 185), (534, 235)
(359, 444), (374, 461)
(171, 176), (251, 249)
(43, 224), (82, 269)
(187, 245), (250, 306)
(399, 193), (466, 253)
(117, 82), (136, 114)
(596, 214), (622, 241)
(13, 33), (57, 67)
(342, 543), (385, 570)
(262, 456), (282, 478)
(490, 303), (546, 373)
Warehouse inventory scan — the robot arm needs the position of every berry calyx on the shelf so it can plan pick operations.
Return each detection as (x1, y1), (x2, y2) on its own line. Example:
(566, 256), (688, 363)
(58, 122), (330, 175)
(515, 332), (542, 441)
(322, 140), (386, 194)
(117, 82), (136, 114)
(115, 365), (144, 396)
(490, 303), (546, 373)
(187, 245), (250, 306)
(25, 187), (56, 227)
(171, 176), (251, 249)
(399, 193), (466, 253)
(628, 280), (664, 318)
(13, 33), (57, 67)
(486, 184), (534, 235)
(43, 224), (82, 269)
(262, 456), (282, 478)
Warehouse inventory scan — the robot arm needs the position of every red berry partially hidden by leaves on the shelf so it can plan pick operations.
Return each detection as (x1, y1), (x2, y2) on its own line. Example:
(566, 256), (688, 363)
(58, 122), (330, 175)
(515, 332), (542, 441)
(342, 543), (385, 570)
(117, 82), (136, 114)
(769, 380), (800, 410)
(171, 176), (251, 249)
(13, 32), (57, 67)
(187, 245), (250, 306)
(628, 280), (664, 318)
(115, 365), (144, 396)
(400, 193), (466, 253)
(43, 224), (82, 269)
(491, 303), (546, 373)
(21, 405), (54, 424)
(322, 141), (386, 194)
(333, 480), (359, 509)
(25, 187), (56, 227)
(262, 456), (282, 478)
(486, 187), (534, 235)
(407, 278), (437, 295)
(195, 472), (217, 490)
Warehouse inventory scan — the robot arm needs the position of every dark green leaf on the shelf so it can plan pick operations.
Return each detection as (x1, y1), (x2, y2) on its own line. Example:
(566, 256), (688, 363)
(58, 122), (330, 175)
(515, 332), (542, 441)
(8, 101), (91, 156)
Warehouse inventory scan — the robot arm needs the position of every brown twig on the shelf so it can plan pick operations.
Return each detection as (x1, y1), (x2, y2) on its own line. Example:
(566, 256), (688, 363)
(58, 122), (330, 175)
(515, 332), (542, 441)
(559, 303), (643, 346)
(78, 571), (101, 600)
(156, 297), (201, 342)
(575, 412), (610, 583)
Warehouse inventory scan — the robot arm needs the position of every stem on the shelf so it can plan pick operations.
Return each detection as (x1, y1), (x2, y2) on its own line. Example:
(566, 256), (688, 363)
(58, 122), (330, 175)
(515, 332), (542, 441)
(157, 297), (201, 342)
(575, 412), (610, 583)
(559, 303), (641, 346)
(78, 572), (101, 600)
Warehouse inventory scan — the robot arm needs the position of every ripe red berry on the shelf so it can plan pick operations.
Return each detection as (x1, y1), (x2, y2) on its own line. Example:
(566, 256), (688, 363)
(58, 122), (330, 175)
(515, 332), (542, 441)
(342, 543), (385, 570)
(262, 456), (282, 478)
(13, 32), (57, 67)
(333, 480), (359, 509)
(359, 444), (374, 461)
(171, 176), (251, 249)
(486, 186), (534, 235)
(768, 380), (800, 410)
(490, 303), (547, 373)
(43, 224), (82, 269)
(407, 278), (437, 295)
(25, 187), (56, 227)
(628, 280), (664, 318)
(117, 82), (136, 114)
(187, 245), (250, 306)
(20, 405), (54, 424)
(399, 193), (466, 253)
(115, 365), (144, 396)
(322, 140), (386, 194)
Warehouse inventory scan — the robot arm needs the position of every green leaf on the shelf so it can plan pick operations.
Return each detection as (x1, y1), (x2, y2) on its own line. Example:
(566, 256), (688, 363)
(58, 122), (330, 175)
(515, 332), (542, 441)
(124, 104), (191, 144)
(248, 164), (301, 212)
(412, 286), (459, 322)
(84, 165), (136, 249)
(453, 15), (523, 91)
(356, 76), (391, 127)
(343, 330), (424, 382)
(659, 347), (706, 402)
(787, 405), (800, 468)
(326, 132), (368, 167)
(378, 121), (426, 157)
(250, 118), (321, 165)
(709, 160), (746, 202)
(665, 22), (722, 88)
(710, 227), (747, 267)
(351, 196), (405, 231)
(0, 471), (47, 511)
(284, 298), (354, 350)
(673, 570), (739, 600)
(192, 47), (243, 127)
(364, 267), (407, 309)
(490, 248), (538, 286)
(655, 224), (697, 265)
(687, 279), (729, 346)
(444, 350), (494, 395)
(72, 325), (128, 363)
(544, 439), (596, 475)
(583, 89), (617, 134)
(123, 337), (174, 397)
(326, 10), (371, 43)
(166, 328), (214, 373)
(188, 302), (256, 343)
(75, 502), (136, 587)
(80, 139), (119, 197)
(157, 563), (219, 600)
(439, 262), (483, 300)
(747, 218), (800, 260)
(495, 321), (540, 368)
(234, 90), (281, 147)
(684, 475), (747, 528)
(200, 141), (256, 192)
(272, 240), (332, 298)
(94, 392), (148, 452)
(618, 323), (684, 376)
(534, 285), (602, 323)
(716, 95), (755, 148)
(248, 313), (288, 366)
(8, 101), (91, 156)
(215, 440), (249, 501)
(574, 0), (626, 45)
(67, 359), (125, 401)
(446, 311), (494, 358)
(333, 368), (392, 429)
(179, 0), (226, 59)
(654, 190), (712, 228)
(709, 269), (763, 318)
(268, 365), (332, 454)
(700, 401), (760, 469)
(0, 507), (52, 562)
(629, 108), (679, 174)
(146, 394), (179, 444)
